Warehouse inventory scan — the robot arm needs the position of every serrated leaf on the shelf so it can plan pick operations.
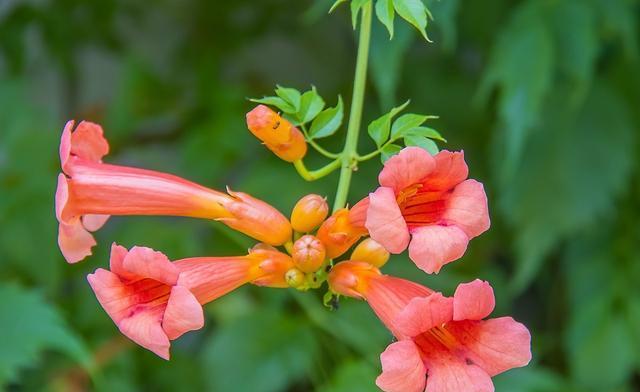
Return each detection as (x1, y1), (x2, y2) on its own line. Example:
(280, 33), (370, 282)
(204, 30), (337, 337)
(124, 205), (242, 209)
(390, 113), (428, 139)
(309, 96), (344, 138)
(275, 86), (302, 112)
(375, 0), (395, 39)
(329, 0), (349, 13)
(381, 143), (402, 162)
(404, 134), (438, 154)
(250, 96), (296, 113)
(296, 87), (326, 124)
(393, 0), (429, 40)
(367, 100), (410, 147)
(351, 0), (370, 29)
(404, 126), (446, 142)
(0, 284), (90, 384)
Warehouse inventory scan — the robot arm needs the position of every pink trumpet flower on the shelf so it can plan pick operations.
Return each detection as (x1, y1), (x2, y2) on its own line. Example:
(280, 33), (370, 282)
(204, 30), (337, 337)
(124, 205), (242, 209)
(88, 243), (295, 359)
(56, 120), (292, 263)
(352, 147), (490, 274)
(328, 262), (531, 392)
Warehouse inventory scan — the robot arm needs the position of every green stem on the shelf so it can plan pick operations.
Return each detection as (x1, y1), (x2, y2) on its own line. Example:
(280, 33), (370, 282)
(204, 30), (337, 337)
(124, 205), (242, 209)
(301, 125), (340, 159)
(294, 159), (341, 181)
(357, 139), (394, 161)
(332, 1), (372, 212)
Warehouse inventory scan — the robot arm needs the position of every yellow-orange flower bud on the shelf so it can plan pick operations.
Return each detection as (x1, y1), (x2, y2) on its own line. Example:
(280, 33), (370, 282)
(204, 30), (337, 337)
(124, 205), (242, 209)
(316, 208), (368, 259)
(246, 105), (307, 162)
(350, 238), (390, 268)
(285, 268), (305, 288)
(290, 194), (329, 233)
(327, 261), (381, 299)
(292, 234), (326, 273)
(248, 247), (295, 288)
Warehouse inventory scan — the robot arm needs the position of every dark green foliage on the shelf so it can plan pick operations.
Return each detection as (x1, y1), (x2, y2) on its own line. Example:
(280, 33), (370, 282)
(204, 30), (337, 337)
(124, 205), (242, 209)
(1, 0), (639, 390)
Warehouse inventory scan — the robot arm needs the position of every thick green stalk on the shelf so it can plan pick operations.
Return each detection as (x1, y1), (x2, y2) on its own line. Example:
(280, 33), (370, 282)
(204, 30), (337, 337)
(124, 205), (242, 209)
(332, 1), (372, 212)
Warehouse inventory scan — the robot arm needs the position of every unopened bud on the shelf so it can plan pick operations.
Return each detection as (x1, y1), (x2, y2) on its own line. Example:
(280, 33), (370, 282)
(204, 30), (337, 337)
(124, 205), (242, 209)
(246, 105), (307, 162)
(292, 235), (326, 273)
(291, 194), (329, 233)
(285, 268), (305, 288)
(316, 209), (368, 259)
(350, 238), (390, 268)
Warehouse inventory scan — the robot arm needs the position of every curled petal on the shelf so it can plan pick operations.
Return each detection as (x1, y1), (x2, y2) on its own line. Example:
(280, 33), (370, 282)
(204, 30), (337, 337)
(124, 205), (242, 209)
(118, 307), (171, 360)
(427, 150), (469, 191)
(162, 286), (205, 340)
(395, 293), (453, 338)
(424, 353), (494, 392)
(408, 225), (469, 274)
(69, 121), (110, 162)
(122, 246), (180, 286)
(379, 146), (436, 192)
(453, 280), (495, 321)
(82, 214), (110, 232)
(366, 187), (410, 254)
(376, 340), (426, 392)
(58, 221), (96, 264)
(443, 179), (490, 238)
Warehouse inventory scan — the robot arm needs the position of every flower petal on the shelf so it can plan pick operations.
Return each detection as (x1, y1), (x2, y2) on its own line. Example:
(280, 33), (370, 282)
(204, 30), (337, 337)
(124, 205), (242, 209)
(60, 121), (73, 171)
(82, 214), (110, 232)
(122, 246), (180, 286)
(453, 280), (495, 321)
(118, 306), (171, 360)
(58, 221), (96, 264)
(447, 318), (532, 377)
(424, 352), (494, 392)
(376, 340), (426, 392)
(379, 146), (436, 192)
(395, 293), (453, 338)
(366, 187), (410, 254)
(69, 121), (109, 163)
(162, 286), (204, 340)
(55, 173), (71, 223)
(408, 225), (469, 274)
(443, 179), (490, 238)
(426, 150), (469, 191)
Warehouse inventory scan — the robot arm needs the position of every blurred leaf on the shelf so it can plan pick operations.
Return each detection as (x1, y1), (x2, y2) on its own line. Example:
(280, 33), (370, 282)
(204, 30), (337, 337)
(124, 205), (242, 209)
(493, 366), (570, 392)
(309, 95), (344, 138)
(380, 143), (402, 162)
(371, 22), (414, 108)
(367, 100), (409, 147)
(404, 134), (438, 154)
(201, 309), (319, 392)
(426, 0), (461, 51)
(375, 0), (395, 39)
(479, 1), (554, 182)
(318, 360), (380, 392)
(0, 284), (90, 385)
(501, 83), (635, 293)
(393, 0), (429, 40)
(296, 86), (326, 124)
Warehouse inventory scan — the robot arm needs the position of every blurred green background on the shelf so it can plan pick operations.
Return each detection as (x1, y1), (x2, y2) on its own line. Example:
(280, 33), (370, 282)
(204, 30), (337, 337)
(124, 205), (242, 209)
(1, 0), (639, 391)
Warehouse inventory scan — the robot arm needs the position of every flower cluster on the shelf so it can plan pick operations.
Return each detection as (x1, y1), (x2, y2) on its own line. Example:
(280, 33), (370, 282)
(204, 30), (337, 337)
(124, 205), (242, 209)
(55, 113), (530, 391)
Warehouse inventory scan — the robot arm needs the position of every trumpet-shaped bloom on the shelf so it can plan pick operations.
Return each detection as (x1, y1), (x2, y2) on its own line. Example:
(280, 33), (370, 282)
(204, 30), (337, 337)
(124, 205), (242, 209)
(56, 120), (292, 263)
(88, 243), (295, 359)
(246, 105), (307, 162)
(328, 263), (531, 392)
(316, 208), (368, 259)
(355, 147), (490, 274)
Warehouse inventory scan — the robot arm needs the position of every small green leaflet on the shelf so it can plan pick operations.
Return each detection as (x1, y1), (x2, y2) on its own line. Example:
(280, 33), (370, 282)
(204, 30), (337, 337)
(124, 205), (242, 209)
(381, 144), (402, 162)
(309, 96), (344, 138)
(376, 0), (395, 38)
(329, 0), (349, 13)
(275, 85), (302, 112)
(297, 87), (326, 124)
(250, 96), (296, 114)
(405, 134), (439, 154)
(390, 113), (436, 139)
(393, 0), (430, 41)
(367, 100), (410, 147)
(403, 126), (446, 142)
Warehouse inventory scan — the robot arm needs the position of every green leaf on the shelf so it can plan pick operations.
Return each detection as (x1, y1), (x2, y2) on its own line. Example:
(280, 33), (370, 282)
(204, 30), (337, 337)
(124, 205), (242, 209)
(0, 284), (90, 385)
(404, 134), (438, 154)
(502, 84), (635, 293)
(381, 143), (402, 162)
(390, 113), (430, 139)
(493, 366), (569, 392)
(351, 0), (370, 29)
(296, 87), (326, 124)
(309, 96), (344, 138)
(375, 0), (395, 39)
(201, 309), (318, 392)
(318, 360), (380, 392)
(404, 126), (446, 141)
(275, 86), (302, 112)
(367, 100), (410, 147)
(329, 0), (349, 13)
(392, 0), (429, 40)
(250, 96), (296, 113)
